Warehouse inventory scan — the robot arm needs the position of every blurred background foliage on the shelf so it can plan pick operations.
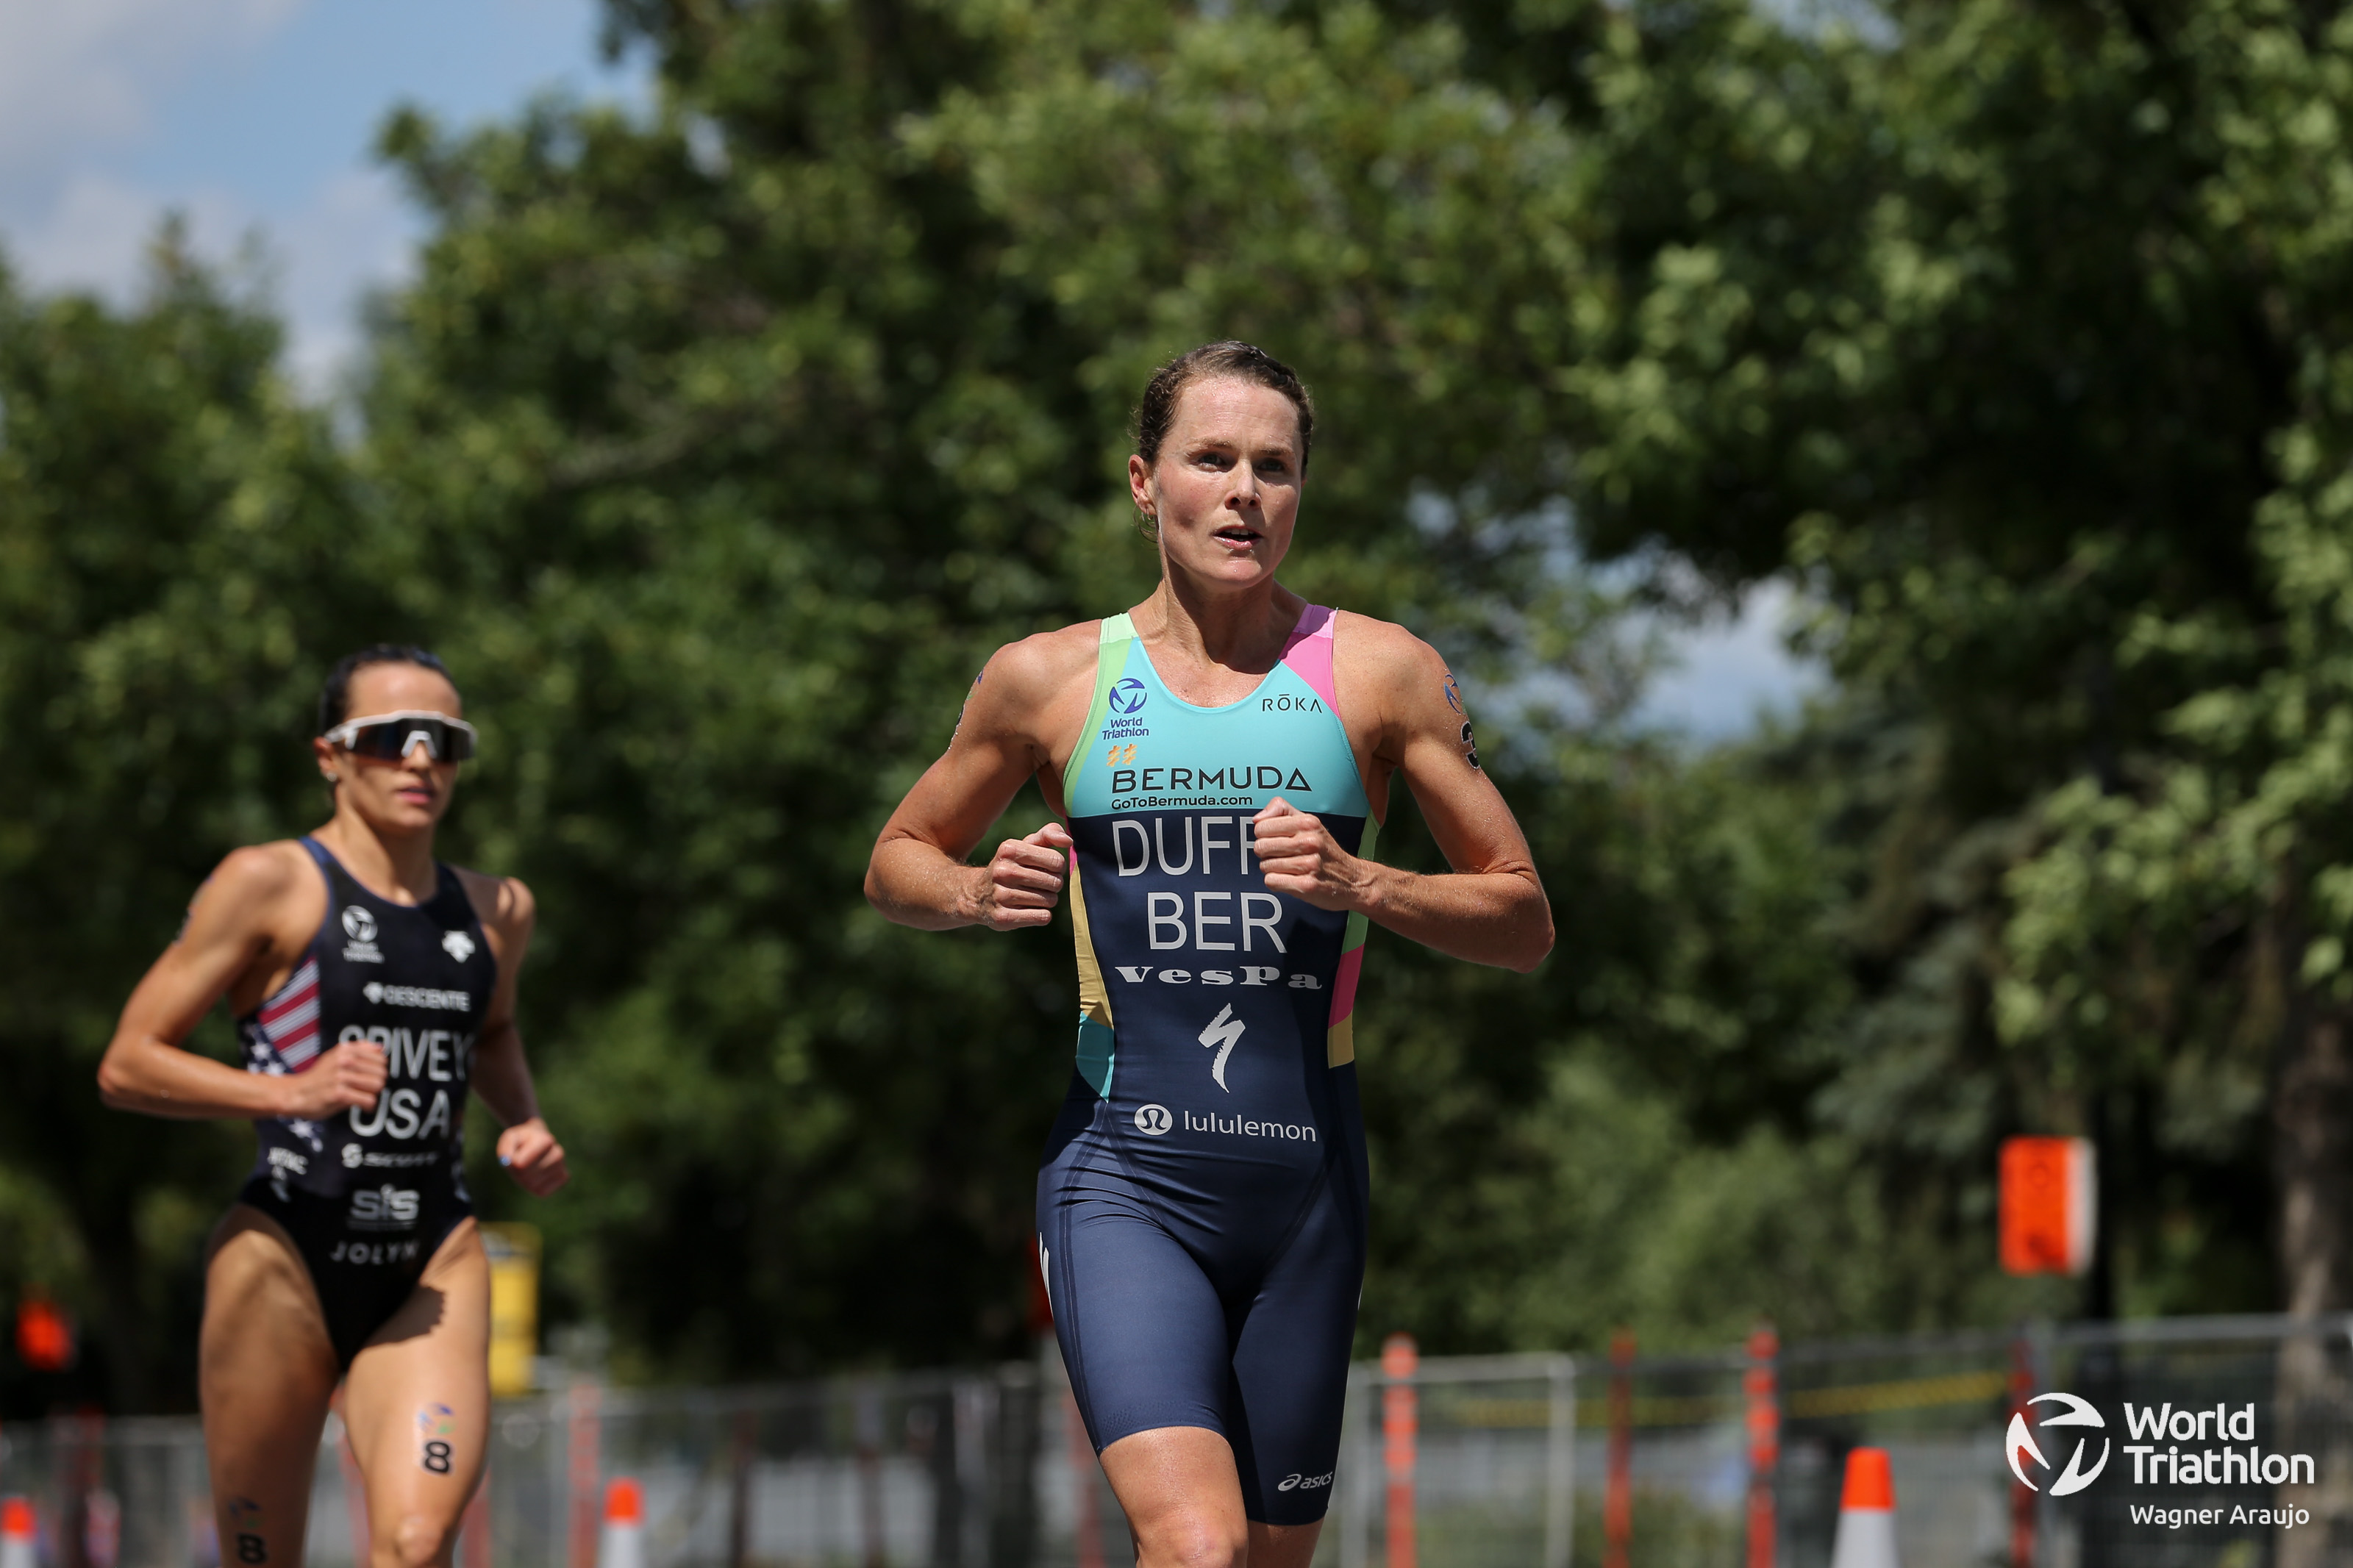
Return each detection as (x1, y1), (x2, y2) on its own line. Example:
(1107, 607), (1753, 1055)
(9, 0), (2353, 1411)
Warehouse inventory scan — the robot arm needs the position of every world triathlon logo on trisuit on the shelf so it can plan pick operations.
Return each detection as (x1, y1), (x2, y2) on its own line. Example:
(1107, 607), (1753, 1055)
(1108, 677), (1149, 715)
(340, 904), (384, 963)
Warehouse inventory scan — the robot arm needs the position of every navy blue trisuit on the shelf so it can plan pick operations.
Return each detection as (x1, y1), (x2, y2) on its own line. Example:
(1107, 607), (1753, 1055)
(1038, 606), (1377, 1526)
(234, 837), (495, 1367)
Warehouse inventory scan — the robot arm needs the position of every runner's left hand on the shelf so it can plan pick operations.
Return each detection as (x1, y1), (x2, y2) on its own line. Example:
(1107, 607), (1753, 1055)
(497, 1117), (569, 1196)
(1254, 798), (1369, 912)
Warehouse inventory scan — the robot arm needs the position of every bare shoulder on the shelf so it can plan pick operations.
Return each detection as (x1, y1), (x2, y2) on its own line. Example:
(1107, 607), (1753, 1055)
(961, 621), (1104, 737)
(452, 867), (535, 945)
(984, 622), (1101, 695)
(193, 840), (315, 923)
(1331, 611), (1451, 703)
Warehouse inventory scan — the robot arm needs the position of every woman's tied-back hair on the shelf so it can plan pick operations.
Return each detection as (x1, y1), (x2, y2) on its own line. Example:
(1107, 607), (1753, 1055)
(318, 645), (458, 734)
(1131, 341), (1315, 538)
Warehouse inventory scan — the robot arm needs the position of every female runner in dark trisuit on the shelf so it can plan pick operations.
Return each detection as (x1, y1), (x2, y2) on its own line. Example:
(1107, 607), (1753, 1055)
(868, 343), (1552, 1568)
(99, 645), (567, 1568)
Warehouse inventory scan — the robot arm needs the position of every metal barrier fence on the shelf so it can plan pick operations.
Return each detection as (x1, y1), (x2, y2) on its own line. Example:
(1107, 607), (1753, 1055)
(1, 1316), (2348, 1568)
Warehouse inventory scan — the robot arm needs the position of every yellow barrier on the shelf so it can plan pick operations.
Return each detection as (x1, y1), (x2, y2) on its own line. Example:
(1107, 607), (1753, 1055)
(482, 1222), (542, 1397)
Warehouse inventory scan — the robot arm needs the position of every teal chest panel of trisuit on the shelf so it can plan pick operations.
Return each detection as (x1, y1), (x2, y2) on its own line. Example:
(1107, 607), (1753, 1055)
(1060, 606), (1377, 1113)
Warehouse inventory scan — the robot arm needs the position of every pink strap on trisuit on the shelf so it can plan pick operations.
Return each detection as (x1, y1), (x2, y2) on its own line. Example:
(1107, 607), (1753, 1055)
(1279, 604), (1341, 716)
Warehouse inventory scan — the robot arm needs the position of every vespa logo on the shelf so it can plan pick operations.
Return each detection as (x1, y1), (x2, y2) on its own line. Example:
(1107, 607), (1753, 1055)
(1133, 1103), (1173, 1136)
(2008, 1392), (2111, 1496)
(1108, 677), (1149, 715)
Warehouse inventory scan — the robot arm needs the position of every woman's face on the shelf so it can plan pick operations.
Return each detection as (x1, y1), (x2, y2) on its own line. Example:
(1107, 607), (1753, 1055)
(1129, 377), (1306, 593)
(313, 662), (465, 836)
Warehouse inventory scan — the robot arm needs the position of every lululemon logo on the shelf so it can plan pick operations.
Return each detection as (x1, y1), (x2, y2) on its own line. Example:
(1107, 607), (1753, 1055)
(2008, 1392), (2110, 1496)
(1133, 1103), (1173, 1136)
(342, 906), (378, 943)
(1108, 677), (1149, 715)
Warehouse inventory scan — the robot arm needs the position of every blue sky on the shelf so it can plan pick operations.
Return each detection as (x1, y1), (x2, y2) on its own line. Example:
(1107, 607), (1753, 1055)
(0, 0), (1814, 735)
(0, 0), (643, 385)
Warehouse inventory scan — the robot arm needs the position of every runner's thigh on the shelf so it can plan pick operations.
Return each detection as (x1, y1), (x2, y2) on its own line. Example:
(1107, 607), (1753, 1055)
(201, 1207), (341, 1568)
(342, 1220), (492, 1568)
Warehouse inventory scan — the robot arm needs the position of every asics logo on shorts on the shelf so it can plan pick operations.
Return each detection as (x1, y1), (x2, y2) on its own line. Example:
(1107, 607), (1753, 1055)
(1278, 1472), (1334, 1492)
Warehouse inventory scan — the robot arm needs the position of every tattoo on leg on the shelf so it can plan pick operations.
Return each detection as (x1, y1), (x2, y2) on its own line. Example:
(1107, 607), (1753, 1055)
(227, 1497), (267, 1564)
(418, 1404), (458, 1475)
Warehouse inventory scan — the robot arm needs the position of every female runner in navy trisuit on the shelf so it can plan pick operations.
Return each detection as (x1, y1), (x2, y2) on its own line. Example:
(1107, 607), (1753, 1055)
(99, 646), (567, 1568)
(868, 343), (1552, 1568)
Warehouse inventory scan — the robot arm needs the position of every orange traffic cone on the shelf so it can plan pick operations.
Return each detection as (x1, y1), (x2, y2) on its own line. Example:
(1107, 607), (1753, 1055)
(1829, 1447), (1900, 1568)
(596, 1479), (644, 1568)
(1, 1497), (35, 1568)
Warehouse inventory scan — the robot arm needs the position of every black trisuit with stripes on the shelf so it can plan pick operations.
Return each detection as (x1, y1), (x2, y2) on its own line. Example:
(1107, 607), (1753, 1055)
(234, 837), (495, 1367)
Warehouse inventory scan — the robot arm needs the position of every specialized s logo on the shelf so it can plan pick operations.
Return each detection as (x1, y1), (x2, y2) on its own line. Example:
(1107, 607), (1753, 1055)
(1108, 677), (1149, 715)
(2008, 1392), (2110, 1496)
(1199, 1005), (1246, 1090)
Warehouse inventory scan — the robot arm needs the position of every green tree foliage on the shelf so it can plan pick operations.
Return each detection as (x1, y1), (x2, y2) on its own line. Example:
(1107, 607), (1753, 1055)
(0, 236), (373, 1411)
(1507, 0), (2353, 1315)
(27, 0), (2353, 1406)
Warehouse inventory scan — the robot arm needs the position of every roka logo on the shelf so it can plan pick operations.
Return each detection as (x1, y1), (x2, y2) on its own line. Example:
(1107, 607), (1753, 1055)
(2008, 1392), (2110, 1496)
(1133, 1103), (1173, 1136)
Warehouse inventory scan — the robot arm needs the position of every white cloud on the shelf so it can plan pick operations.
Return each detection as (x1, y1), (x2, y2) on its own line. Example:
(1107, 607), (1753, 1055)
(0, 0), (304, 169)
(10, 165), (414, 393)
(9, 171), (248, 300)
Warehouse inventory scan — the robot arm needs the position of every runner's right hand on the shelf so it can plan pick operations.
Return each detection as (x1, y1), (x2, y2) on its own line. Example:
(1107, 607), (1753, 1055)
(977, 823), (1074, 930)
(274, 1041), (388, 1119)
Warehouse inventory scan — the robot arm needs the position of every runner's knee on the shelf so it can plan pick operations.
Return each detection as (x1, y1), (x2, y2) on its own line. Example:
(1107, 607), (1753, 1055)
(375, 1511), (452, 1568)
(1140, 1511), (1248, 1568)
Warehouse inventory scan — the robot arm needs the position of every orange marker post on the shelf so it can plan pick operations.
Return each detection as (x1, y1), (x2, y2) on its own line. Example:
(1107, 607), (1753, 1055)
(1382, 1333), (1418, 1568)
(2007, 1336), (2035, 1568)
(568, 1383), (603, 1568)
(1745, 1322), (1779, 1568)
(1603, 1329), (1635, 1568)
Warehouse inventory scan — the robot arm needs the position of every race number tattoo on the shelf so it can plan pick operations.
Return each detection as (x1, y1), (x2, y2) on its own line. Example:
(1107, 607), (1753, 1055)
(418, 1403), (458, 1475)
(1443, 673), (1481, 769)
(226, 1497), (267, 1563)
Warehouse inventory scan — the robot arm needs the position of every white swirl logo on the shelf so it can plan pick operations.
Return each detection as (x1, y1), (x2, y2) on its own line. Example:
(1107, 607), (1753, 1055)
(1133, 1103), (1172, 1136)
(2008, 1392), (2110, 1496)
(342, 906), (378, 943)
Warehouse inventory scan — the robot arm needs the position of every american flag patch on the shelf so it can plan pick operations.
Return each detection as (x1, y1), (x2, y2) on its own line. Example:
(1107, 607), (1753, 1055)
(257, 959), (322, 1071)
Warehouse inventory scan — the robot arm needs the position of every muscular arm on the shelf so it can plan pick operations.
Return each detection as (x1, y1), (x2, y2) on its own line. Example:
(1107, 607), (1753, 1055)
(1252, 625), (1554, 973)
(96, 846), (386, 1120)
(865, 632), (1092, 931)
(459, 873), (568, 1195)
